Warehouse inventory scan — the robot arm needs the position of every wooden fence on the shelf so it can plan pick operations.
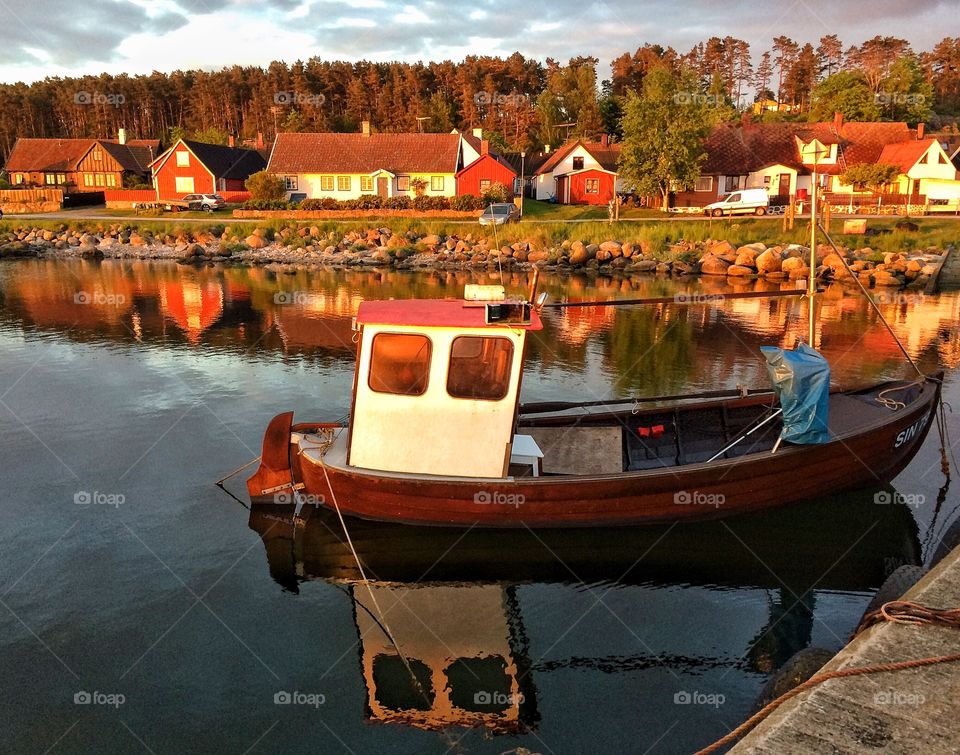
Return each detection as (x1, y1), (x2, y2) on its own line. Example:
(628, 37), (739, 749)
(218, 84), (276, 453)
(0, 188), (63, 212)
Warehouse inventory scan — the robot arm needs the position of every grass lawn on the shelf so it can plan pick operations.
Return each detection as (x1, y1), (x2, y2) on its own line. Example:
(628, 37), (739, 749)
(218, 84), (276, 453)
(518, 199), (667, 221)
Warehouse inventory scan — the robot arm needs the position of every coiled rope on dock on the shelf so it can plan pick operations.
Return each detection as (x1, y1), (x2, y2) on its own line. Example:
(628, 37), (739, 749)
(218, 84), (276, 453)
(694, 600), (960, 755)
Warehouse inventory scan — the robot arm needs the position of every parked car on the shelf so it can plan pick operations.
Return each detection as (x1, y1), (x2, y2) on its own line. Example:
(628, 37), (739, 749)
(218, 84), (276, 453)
(182, 193), (225, 212)
(703, 188), (769, 217)
(479, 203), (520, 226)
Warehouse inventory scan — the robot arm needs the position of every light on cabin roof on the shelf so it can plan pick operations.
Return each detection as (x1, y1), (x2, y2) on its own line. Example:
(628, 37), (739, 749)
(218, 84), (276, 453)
(464, 284), (505, 302)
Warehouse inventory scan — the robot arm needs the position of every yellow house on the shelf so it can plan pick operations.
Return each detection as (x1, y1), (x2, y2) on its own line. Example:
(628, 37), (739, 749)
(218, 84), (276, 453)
(267, 125), (466, 200)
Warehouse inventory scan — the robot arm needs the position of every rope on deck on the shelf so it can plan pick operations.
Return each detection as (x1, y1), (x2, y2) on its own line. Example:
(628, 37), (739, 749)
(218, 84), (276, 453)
(695, 600), (960, 754)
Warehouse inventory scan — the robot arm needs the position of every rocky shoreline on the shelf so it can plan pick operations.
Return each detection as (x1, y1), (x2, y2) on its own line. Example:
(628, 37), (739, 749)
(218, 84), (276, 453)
(0, 223), (946, 289)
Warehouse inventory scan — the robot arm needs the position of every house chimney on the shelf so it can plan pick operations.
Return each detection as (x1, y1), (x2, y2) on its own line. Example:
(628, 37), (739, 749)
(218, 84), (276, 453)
(362, 120), (371, 137)
(480, 139), (489, 155)
(228, 135), (236, 148)
(917, 123), (925, 140)
(256, 132), (264, 150)
(472, 127), (483, 139)
(600, 134), (609, 147)
(833, 111), (843, 132)
(118, 128), (127, 145)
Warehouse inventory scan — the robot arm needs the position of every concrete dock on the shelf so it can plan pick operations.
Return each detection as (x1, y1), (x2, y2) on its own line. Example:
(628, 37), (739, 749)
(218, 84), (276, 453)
(730, 545), (960, 753)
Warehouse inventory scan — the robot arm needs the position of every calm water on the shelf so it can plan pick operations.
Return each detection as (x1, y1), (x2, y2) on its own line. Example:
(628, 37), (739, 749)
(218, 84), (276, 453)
(0, 258), (957, 754)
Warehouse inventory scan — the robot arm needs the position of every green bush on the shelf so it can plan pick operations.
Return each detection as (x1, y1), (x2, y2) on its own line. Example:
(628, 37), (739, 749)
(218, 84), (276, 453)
(245, 171), (287, 202)
(481, 181), (511, 204)
(383, 196), (411, 210)
(242, 199), (295, 210)
(451, 194), (484, 211)
(412, 195), (450, 211)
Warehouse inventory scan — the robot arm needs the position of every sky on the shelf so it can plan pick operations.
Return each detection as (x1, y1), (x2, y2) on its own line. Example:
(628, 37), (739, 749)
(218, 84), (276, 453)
(0, 0), (954, 84)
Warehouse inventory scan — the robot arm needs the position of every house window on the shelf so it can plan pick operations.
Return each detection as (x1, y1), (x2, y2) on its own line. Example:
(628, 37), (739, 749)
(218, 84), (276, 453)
(430, 175), (444, 192)
(447, 337), (514, 401)
(724, 175), (740, 193)
(479, 179), (492, 192)
(93, 149), (103, 162)
(13, 173), (23, 185)
(95, 174), (106, 186)
(320, 175), (334, 191)
(337, 175), (351, 191)
(694, 176), (713, 192)
(572, 156), (584, 171)
(83, 174), (94, 187)
(283, 176), (298, 191)
(106, 174), (117, 187)
(368, 333), (431, 396)
(397, 175), (410, 191)
(937, 152), (948, 165)
(360, 176), (374, 192)
(176, 151), (189, 167)
(57, 174), (66, 184)
(584, 178), (599, 194)
(45, 174), (55, 185)
(175, 176), (195, 193)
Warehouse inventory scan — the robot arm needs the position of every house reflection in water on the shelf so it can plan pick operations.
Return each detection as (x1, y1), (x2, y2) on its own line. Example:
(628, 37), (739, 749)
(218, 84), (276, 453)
(158, 275), (224, 343)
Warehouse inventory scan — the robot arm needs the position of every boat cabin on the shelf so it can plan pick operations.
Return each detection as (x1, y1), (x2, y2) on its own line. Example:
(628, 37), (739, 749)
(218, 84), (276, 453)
(347, 289), (542, 478)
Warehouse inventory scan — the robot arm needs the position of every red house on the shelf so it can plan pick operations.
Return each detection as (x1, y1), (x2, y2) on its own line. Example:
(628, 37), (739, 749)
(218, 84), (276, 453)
(555, 168), (618, 205)
(150, 138), (265, 200)
(455, 140), (517, 196)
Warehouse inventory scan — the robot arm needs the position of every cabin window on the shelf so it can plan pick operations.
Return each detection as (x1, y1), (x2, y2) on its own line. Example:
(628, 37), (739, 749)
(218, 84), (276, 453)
(695, 176), (713, 192)
(95, 174), (106, 186)
(397, 175), (410, 191)
(584, 178), (599, 194)
(175, 176), (194, 193)
(360, 175), (374, 192)
(337, 175), (351, 191)
(369, 333), (432, 396)
(106, 174), (116, 187)
(83, 174), (94, 187)
(446, 336), (514, 401)
(320, 175), (334, 191)
(45, 174), (55, 185)
(938, 152), (948, 165)
(176, 151), (189, 167)
(430, 175), (444, 191)
(13, 173), (23, 185)
(572, 156), (584, 171)
(93, 149), (103, 162)
(479, 179), (492, 192)
(724, 175), (741, 192)
(284, 176), (298, 191)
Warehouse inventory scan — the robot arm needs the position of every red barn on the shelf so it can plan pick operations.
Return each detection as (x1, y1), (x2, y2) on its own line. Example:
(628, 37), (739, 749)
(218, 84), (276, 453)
(455, 142), (517, 197)
(555, 168), (617, 205)
(151, 138), (265, 200)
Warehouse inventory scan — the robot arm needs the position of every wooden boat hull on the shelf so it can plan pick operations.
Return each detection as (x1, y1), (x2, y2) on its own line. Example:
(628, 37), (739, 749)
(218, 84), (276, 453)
(248, 376), (942, 528)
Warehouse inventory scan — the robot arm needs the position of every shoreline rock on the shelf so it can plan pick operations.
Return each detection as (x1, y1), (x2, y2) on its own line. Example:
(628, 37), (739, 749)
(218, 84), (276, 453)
(0, 223), (945, 290)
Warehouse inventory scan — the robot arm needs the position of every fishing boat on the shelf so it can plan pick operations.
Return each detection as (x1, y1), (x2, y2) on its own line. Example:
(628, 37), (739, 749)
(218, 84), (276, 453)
(245, 213), (945, 527)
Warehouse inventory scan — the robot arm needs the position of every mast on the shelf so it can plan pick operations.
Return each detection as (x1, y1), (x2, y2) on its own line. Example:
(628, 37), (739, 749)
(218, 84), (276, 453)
(808, 150), (819, 347)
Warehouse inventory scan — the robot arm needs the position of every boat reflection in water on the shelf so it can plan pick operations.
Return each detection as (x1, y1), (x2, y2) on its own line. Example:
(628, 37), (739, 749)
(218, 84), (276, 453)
(248, 490), (920, 734)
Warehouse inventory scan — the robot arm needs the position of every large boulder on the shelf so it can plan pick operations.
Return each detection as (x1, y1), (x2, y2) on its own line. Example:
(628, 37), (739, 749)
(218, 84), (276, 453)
(726, 264), (755, 277)
(755, 249), (782, 274)
(568, 241), (593, 265)
(699, 253), (731, 275)
(709, 240), (736, 260)
(599, 240), (622, 258)
(245, 234), (267, 249)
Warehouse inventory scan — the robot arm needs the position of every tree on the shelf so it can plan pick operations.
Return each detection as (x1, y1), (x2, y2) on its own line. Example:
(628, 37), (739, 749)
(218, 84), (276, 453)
(809, 71), (882, 121)
(879, 58), (933, 123)
(245, 171), (286, 201)
(754, 52), (773, 103)
(772, 36), (800, 104)
(191, 126), (229, 145)
(816, 35), (843, 78)
(427, 91), (453, 132)
(839, 163), (901, 191)
(617, 67), (712, 211)
(783, 44), (818, 110)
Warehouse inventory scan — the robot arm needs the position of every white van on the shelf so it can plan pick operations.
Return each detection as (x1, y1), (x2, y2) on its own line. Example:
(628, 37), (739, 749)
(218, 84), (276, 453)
(703, 188), (769, 217)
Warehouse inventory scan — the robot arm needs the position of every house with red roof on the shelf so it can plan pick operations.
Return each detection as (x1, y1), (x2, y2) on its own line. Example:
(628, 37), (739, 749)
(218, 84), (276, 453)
(150, 138), (266, 200)
(671, 115), (957, 210)
(5, 131), (159, 191)
(531, 137), (622, 204)
(455, 136), (517, 197)
(267, 123), (468, 200)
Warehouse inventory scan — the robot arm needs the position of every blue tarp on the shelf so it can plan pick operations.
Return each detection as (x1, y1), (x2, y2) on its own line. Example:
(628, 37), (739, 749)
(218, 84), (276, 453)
(760, 343), (831, 444)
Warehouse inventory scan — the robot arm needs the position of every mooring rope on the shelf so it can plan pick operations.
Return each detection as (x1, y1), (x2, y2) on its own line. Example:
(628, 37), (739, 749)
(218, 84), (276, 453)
(694, 600), (960, 754)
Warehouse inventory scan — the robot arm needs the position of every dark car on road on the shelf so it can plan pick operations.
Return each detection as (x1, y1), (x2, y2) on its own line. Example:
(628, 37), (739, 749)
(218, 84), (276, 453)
(479, 203), (520, 226)
(182, 193), (226, 212)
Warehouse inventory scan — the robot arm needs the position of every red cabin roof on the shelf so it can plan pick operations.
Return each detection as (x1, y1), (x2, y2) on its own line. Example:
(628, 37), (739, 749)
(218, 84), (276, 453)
(356, 299), (542, 330)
